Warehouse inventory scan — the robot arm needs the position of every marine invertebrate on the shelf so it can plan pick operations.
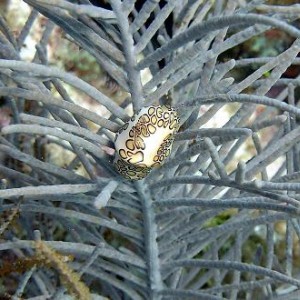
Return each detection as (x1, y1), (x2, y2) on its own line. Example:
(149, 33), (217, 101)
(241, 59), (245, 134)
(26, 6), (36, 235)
(114, 105), (180, 180)
(1, 0), (300, 299)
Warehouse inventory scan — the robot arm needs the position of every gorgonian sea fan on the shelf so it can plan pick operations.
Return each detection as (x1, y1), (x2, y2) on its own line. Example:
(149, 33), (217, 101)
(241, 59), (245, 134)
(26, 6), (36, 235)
(1, 1), (300, 299)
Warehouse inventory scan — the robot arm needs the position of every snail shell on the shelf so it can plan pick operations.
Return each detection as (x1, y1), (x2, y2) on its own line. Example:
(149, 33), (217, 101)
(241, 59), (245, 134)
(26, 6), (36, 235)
(114, 105), (180, 180)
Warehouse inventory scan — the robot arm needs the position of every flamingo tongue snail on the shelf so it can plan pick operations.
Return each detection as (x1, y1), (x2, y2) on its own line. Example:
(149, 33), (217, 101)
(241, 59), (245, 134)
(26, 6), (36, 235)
(113, 105), (180, 180)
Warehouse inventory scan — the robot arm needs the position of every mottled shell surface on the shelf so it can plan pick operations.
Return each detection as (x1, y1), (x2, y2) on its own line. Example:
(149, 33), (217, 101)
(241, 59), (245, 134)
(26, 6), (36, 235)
(114, 105), (180, 180)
